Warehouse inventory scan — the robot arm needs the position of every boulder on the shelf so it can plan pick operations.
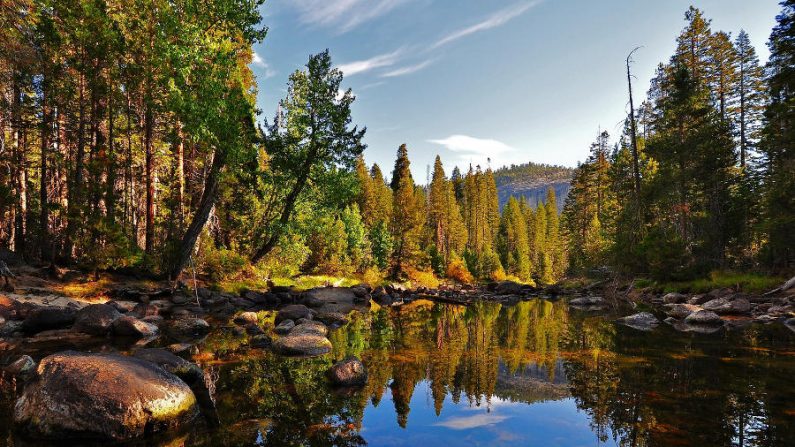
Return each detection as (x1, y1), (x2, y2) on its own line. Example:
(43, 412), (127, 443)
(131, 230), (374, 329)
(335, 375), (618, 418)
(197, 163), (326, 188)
(73, 304), (122, 335)
(273, 333), (332, 356)
(569, 296), (605, 306)
(167, 318), (210, 339)
(106, 300), (137, 313)
(315, 311), (349, 327)
(373, 294), (394, 306)
(4, 355), (36, 380)
(290, 320), (328, 337)
(688, 294), (710, 305)
(132, 348), (204, 385)
(14, 351), (198, 441)
(684, 309), (724, 326)
(22, 306), (77, 334)
(245, 324), (264, 335)
(493, 280), (529, 295)
(233, 311), (259, 326)
(662, 292), (687, 304)
(275, 304), (313, 324)
(616, 312), (659, 331)
(328, 356), (367, 387)
(702, 296), (752, 315)
(351, 286), (368, 298)
(249, 334), (272, 349)
(664, 303), (702, 320)
(112, 315), (159, 338)
(274, 319), (295, 334)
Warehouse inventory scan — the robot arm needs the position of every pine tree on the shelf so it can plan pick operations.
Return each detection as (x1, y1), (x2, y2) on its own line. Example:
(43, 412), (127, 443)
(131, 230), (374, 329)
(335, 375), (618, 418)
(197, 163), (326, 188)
(734, 30), (767, 167)
(389, 144), (424, 277)
(497, 197), (531, 280)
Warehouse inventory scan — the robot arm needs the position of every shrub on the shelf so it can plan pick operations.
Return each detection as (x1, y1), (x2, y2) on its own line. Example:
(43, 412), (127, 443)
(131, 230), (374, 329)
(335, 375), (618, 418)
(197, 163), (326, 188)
(406, 267), (440, 289)
(446, 254), (474, 284)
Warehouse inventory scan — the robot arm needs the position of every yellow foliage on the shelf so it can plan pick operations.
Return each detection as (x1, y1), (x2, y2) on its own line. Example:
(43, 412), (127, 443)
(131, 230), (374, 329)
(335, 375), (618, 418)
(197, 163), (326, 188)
(446, 257), (474, 284)
(490, 265), (507, 282)
(406, 267), (440, 289)
(361, 267), (386, 287)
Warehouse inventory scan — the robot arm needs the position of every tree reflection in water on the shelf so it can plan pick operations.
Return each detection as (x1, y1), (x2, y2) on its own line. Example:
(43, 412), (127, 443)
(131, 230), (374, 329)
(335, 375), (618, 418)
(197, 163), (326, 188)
(183, 299), (795, 446)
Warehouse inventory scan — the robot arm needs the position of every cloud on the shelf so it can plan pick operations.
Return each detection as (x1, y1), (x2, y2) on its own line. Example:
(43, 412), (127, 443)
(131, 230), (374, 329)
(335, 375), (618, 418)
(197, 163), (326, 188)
(337, 49), (403, 76)
(431, 1), (540, 49)
(251, 52), (276, 78)
(429, 135), (520, 169)
(434, 414), (510, 430)
(381, 59), (434, 78)
(291, 0), (411, 33)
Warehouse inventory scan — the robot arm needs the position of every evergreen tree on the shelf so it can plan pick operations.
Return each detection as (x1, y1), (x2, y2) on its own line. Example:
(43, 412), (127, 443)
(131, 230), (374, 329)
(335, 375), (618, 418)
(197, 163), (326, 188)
(497, 197), (531, 280)
(389, 144), (424, 277)
(734, 30), (767, 167)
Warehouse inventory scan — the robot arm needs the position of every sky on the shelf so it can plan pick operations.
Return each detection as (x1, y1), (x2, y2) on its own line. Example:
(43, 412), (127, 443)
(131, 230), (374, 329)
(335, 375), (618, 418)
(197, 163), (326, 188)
(250, 0), (781, 183)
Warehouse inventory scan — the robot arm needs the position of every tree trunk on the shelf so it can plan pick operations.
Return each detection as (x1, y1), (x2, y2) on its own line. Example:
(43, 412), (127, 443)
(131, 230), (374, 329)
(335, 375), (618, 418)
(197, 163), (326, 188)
(12, 80), (26, 257)
(144, 102), (155, 254)
(626, 48), (642, 196)
(170, 150), (225, 280)
(40, 76), (51, 261)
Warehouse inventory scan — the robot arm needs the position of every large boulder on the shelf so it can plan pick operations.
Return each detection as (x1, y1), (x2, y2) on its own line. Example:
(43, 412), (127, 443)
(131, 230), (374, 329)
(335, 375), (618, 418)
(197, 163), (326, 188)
(702, 296), (752, 315)
(275, 304), (313, 324)
(14, 351), (198, 441)
(289, 320), (328, 337)
(664, 303), (702, 320)
(662, 292), (687, 304)
(684, 309), (724, 326)
(112, 315), (159, 338)
(273, 333), (332, 356)
(22, 306), (77, 334)
(616, 312), (659, 331)
(328, 356), (367, 387)
(73, 303), (122, 335)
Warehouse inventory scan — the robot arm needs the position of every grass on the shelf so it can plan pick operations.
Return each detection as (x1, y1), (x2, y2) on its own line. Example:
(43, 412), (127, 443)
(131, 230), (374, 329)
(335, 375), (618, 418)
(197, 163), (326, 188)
(639, 271), (784, 294)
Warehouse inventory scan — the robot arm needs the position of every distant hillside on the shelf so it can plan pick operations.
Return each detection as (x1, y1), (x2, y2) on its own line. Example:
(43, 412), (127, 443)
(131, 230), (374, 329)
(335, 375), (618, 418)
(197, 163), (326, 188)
(493, 162), (574, 211)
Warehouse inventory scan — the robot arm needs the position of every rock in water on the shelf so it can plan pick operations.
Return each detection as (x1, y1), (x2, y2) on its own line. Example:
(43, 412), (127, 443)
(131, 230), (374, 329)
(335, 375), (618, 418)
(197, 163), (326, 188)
(273, 333), (332, 356)
(275, 319), (295, 334)
(616, 312), (659, 331)
(328, 356), (367, 387)
(112, 315), (159, 338)
(22, 306), (77, 334)
(73, 303), (122, 335)
(275, 304), (313, 324)
(168, 318), (210, 339)
(702, 296), (751, 315)
(662, 292), (687, 304)
(684, 309), (724, 326)
(664, 303), (702, 320)
(289, 320), (328, 337)
(14, 351), (198, 441)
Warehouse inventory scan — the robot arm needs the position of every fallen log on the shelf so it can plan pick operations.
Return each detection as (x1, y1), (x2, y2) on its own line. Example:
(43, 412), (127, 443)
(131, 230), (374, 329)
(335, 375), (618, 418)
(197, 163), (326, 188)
(762, 275), (795, 297)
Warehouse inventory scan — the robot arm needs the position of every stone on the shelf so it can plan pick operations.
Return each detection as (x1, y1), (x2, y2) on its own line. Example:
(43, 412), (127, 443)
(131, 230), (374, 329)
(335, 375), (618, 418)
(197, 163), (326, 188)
(662, 292), (687, 304)
(373, 294), (394, 306)
(106, 300), (137, 313)
(684, 309), (724, 326)
(315, 311), (349, 327)
(688, 294), (710, 305)
(328, 356), (367, 387)
(274, 319), (295, 334)
(351, 286), (368, 298)
(4, 355), (36, 379)
(249, 334), (272, 348)
(245, 324), (265, 335)
(275, 304), (313, 324)
(172, 294), (192, 305)
(569, 296), (605, 306)
(112, 315), (160, 338)
(73, 303), (122, 335)
(22, 306), (77, 334)
(233, 311), (259, 326)
(243, 291), (269, 305)
(273, 333), (332, 356)
(168, 318), (210, 339)
(133, 348), (204, 385)
(702, 296), (752, 315)
(289, 320), (328, 337)
(166, 343), (194, 354)
(14, 351), (198, 441)
(664, 303), (703, 320)
(616, 312), (659, 331)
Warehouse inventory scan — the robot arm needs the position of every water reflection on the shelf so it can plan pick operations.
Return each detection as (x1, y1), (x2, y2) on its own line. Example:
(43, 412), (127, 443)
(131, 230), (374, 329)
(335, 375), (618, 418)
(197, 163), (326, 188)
(4, 298), (795, 446)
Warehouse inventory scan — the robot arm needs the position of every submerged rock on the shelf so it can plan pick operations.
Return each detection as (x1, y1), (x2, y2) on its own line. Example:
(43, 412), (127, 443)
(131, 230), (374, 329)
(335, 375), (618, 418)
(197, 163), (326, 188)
(273, 333), (332, 356)
(290, 320), (328, 337)
(73, 303), (122, 335)
(662, 292), (687, 304)
(664, 303), (703, 320)
(112, 315), (160, 338)
(168, 318), (210, 339)
(275, 304), (313, 324)
(616, 312), (659, 331)
(328, 356), (367, 387)
(684, 309), (724, 326)
(22, 306), (77, 334)
(702, 296), (751, 315)
(14, 351), (198, 441)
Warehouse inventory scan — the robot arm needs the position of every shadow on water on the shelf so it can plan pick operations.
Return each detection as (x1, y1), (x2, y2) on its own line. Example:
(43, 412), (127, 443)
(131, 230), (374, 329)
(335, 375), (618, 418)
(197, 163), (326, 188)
(2, 298), (795, 446)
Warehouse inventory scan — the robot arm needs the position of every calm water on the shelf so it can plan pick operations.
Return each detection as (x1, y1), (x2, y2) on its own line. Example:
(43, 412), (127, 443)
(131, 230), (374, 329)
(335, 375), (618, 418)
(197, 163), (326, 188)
(4, 298), (795, 446)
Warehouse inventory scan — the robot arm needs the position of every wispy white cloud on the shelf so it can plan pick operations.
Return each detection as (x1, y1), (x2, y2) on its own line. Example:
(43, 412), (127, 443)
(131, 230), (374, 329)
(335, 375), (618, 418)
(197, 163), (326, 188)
(434, 414), (510, 430)
(291, 0), (412, 33)
(429, 134), (519, 168)
(381, 59), (434, 78)
(251, 52), (276, 78)
(337, 49), (403, 76)
(432, 1), (540, 49)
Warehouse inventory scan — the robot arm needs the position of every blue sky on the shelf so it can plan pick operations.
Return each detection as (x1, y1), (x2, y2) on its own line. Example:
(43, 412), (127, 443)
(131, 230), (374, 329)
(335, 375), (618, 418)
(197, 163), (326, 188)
(251, 0), (781, 182)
